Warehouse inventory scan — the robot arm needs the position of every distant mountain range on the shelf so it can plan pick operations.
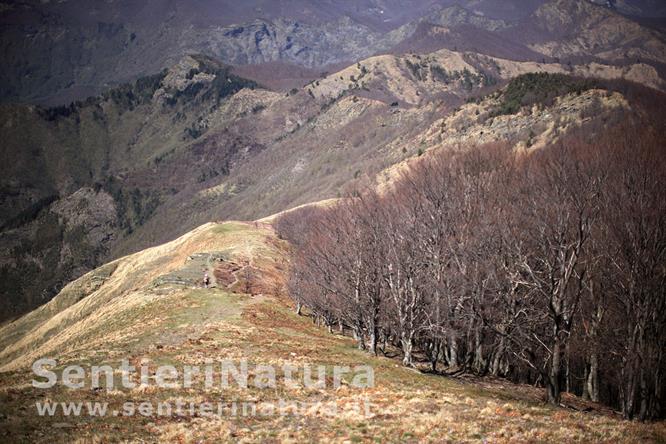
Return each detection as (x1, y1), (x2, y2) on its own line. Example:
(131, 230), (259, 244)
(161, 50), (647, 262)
(2, 0), (665, 105)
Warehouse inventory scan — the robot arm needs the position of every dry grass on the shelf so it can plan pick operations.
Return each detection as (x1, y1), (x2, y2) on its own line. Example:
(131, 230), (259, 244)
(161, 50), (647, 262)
(0, 221), (285, 372)
(0, 219), (664, 442)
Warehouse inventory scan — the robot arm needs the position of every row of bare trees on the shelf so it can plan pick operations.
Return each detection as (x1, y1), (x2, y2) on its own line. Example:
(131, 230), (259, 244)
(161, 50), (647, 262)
(276, 125), (665, 420)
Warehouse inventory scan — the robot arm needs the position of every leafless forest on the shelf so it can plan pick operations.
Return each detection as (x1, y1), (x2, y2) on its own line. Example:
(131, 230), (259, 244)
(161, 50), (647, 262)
(277, 123), (666, 420)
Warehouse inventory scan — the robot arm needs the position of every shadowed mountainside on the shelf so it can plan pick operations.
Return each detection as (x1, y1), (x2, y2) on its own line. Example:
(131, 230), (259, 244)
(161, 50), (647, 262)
(2, 47), (664, 322)
(3, 0), (666, 105)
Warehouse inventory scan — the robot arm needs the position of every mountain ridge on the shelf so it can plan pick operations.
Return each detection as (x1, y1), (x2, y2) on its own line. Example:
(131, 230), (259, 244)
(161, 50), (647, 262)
(3, 0), (666, 105)
(1, 178), (665, 442)
(2, 46), (665, 323)
(1, 2), (666, 440)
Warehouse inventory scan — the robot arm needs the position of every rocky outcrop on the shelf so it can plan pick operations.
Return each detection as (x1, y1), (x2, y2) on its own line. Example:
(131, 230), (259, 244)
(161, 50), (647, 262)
(526, 0), (666, 63)
(0, 187), (118, 322)
(2, 0), (665, 105)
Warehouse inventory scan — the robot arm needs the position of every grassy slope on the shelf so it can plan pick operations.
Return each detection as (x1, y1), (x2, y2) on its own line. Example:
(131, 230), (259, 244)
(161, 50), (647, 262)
(112, 51), (664, 259)
(2, 48), (663, 324)
(0, 220), (664, 442)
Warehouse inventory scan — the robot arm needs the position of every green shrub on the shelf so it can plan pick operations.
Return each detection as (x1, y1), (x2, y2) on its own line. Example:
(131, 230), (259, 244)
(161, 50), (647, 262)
(405, 60), (424, 81)
(430, 65), (450, 83)
(491, 73), (598, 117)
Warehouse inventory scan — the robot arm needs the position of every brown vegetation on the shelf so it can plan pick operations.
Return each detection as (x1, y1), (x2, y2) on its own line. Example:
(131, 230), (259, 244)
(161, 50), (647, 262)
(277, 123), (666, 420)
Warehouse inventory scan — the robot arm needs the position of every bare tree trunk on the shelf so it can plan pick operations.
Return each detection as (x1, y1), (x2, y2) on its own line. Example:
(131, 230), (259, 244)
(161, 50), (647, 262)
(368, 302), (379, 355)
(584, 297), (602, 402)
(380, 332), (388, 356)
(353, 326), (366, 350)
(401, 332), (414, 367)
(431, 340), (441, 372)
(473, 326), (485, 375)
(447, 333), (458, 368)
(639, 368), (649, 421)
(622, 324), (641, 419)
(653, 349), (664, 420)
(582, 363), (591, 401)
(653, 370), (662, 420)
(491, 337), (505, 377)
(565, 342), (571, 394)
(369, 326), (378, 356)
(584, 352), (600, 402)
(622, 361), (638, 419)
(548, 339), (562, 405)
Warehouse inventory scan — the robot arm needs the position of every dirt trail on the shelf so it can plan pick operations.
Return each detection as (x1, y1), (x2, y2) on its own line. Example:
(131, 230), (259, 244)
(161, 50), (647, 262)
(204, 253), (219, 288)
(198, 236), (257, 293)
(226, 240), (256, 292)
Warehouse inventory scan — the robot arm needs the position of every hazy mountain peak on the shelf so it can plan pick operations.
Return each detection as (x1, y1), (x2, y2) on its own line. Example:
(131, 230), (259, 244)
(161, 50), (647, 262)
(428, 4), (508, 31)
(522, 0), (666, 63)
(535, 0), (616, 28)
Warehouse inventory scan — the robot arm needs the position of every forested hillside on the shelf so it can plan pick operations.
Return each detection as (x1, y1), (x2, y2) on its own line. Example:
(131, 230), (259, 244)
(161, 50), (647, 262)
(278, 122), (666, 420)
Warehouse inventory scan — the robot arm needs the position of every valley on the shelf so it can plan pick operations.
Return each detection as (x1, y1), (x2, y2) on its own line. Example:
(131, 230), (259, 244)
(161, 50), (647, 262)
(1, 46), (661, 323)
(1, 0), (666, 440)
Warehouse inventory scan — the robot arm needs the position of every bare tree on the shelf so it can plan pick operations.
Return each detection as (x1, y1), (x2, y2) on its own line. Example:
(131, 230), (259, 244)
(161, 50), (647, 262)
(277, 125), (666, 418)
